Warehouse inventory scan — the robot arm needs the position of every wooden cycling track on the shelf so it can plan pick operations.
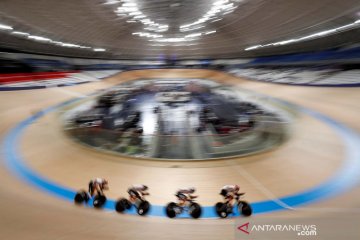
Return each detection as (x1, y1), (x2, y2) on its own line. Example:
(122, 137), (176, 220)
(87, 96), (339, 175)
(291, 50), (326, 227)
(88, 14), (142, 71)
(0, 69), (359, 239)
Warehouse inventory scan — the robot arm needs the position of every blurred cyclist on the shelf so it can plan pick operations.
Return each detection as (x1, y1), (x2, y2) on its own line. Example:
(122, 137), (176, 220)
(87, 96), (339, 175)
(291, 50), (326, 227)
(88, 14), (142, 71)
(220, 184), (243, 208)
(127, 184), (149, 202)
(88, 178), (109, 197)
(175, 187), (197, 206)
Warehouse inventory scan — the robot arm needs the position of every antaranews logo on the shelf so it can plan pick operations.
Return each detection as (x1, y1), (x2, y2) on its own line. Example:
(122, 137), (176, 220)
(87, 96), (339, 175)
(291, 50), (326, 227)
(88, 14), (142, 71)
(238, 222), (250, 234)
(237, 222), (317, 237)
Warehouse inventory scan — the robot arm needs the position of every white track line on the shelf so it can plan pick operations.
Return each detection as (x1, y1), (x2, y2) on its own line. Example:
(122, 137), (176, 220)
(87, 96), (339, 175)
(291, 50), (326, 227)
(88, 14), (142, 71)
(227, 160), (295, 210)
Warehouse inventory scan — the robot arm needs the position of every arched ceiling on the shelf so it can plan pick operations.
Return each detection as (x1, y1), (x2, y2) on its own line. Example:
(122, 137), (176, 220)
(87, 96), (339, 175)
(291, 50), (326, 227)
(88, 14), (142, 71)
(0, 0), (359, 59)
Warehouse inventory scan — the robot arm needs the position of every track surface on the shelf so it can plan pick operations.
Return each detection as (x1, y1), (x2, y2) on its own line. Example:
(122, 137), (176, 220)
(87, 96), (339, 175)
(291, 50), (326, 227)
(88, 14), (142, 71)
(1, 69), (360, 239)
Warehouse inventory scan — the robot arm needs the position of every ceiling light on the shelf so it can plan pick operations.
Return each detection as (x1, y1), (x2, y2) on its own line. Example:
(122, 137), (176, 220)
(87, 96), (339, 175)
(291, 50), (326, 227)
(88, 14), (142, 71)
(61, 43), (80, 47)
(103, 0), (120, 5)
(11, 31), (29, 36)
(93, 48), (106, 52)
(107, 1), (169, 33)
(180, 25), (205, 32)
(205, 30), (216, 35)
(213, 0), (229, 6)
(0, 23), (13, 30)
(133, 14), (145, 19)
(245, 19), (360, 51)
(128, 11), (141, 16)
(2, 22), (102, 50)
(185, 33), (202, 38)
(180, 0), (241, 32)
(122, 2), (136, 7)
(244, 45), (262, 51)
(28, 35), (51, 42)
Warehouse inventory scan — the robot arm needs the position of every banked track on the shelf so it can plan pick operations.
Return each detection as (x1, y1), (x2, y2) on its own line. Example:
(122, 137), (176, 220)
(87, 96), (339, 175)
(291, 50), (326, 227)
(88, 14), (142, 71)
(1, 69), (360, 239)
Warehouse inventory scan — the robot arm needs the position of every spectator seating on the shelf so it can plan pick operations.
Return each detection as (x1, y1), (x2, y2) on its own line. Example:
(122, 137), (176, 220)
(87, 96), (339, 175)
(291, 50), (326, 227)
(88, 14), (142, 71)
(0, 70), (121, 90)
(229, 67), (360, 86)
